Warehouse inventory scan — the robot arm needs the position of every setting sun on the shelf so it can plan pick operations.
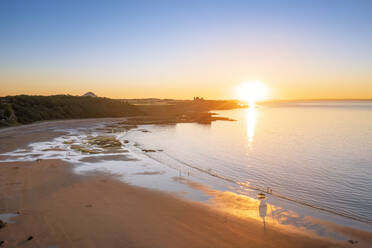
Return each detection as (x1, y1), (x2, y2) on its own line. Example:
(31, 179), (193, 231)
(236, 81), (268, 106)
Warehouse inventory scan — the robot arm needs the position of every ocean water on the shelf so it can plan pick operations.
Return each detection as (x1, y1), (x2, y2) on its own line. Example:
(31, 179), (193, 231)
(1, 101), (371, 235)
(124, 101), (372, 225)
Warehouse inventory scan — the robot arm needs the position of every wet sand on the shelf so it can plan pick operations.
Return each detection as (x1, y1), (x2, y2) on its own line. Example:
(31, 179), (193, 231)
(0, 160), (346, 248)
(0, 121), (364, 247)
(0, 118), (129, 154)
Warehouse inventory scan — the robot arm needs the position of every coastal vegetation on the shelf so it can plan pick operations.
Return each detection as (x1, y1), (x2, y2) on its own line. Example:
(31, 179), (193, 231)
(0, 95), (244, 127)
(0, 95), (142, 127)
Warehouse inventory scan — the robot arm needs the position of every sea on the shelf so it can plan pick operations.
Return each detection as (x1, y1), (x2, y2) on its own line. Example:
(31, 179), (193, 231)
(123, 101), (372, 230)
(2, 100), (372, 235)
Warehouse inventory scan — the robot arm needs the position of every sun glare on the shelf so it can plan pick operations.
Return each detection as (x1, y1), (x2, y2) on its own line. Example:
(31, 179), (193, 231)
(236, 81), (268, 107)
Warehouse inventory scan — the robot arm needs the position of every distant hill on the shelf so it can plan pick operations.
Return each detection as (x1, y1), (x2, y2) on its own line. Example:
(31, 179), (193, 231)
(82, 92), (98, 97)
(0, 95), (142, 127)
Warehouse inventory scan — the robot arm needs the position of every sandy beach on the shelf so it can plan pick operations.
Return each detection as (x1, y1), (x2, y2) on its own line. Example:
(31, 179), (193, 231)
(0, 120), (369, 248)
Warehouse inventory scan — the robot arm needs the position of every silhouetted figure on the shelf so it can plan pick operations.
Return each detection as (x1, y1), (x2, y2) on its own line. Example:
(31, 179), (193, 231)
(259, 199), (268, 230)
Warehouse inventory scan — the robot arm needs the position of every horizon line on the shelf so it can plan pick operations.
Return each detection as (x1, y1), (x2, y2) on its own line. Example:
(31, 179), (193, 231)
(1, 94), (372, 102)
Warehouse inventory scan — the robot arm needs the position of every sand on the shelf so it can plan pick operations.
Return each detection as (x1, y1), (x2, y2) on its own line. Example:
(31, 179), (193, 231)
(0, 160), (346, 248)
(0, 120), (365, 247)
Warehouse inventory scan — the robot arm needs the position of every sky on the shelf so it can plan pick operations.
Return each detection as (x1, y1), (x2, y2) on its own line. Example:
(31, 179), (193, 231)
(0, 0), (371, 100)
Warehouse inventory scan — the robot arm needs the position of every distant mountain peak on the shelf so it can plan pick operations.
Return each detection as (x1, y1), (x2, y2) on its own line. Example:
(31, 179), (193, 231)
(83, 92), (98, 97)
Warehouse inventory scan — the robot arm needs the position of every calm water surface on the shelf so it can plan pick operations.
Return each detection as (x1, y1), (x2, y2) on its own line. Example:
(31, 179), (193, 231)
(125, 101), (372, 224)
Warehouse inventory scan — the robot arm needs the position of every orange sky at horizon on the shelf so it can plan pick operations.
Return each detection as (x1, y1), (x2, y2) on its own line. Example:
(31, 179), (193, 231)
(1, 70), (371, 100)
(1, 1), (372, 100)
(2, 38), (371, 100)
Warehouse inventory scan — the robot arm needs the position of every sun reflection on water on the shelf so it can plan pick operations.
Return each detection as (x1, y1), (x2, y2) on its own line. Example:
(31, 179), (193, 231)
(245, 106), (258, 147)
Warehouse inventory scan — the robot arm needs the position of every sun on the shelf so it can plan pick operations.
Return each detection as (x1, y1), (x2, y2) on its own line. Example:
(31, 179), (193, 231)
(236, 81), (268, 107)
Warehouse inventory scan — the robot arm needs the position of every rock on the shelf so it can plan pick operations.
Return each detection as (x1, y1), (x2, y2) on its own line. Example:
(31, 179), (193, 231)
(42, 147), (65, 152)
(0, 220), (6, 229)
(0, 240), (4, 246)
(87, 136), (122, 148)
(102, 147), (127, 154)
(348, 240), (358, 244)
(142, 149), (156, 153)
(124, 140), (129, 144)
(27, 236), (33, 241)
(70, 145), (100, 154)
(70, 144), (82, 150)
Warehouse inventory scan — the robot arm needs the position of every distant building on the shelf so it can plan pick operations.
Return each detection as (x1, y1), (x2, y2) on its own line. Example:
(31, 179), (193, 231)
(82, 92), (98, 97)
(193, 96), (204, 101)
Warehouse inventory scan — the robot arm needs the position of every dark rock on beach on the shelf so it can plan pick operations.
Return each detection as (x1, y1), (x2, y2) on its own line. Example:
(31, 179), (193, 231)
(0, 220), (6, 229)
(142, 149), (156, 153)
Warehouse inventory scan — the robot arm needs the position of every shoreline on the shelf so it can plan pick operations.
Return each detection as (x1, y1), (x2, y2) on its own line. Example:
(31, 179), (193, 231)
(0, 118), (371, 247)
(145, 148), (372, 226)
(0, 159), (349, 248)
(0, 117), (132, 133)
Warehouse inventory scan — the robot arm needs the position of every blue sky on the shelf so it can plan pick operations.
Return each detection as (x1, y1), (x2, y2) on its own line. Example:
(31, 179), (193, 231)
(1, 0), (371, 99)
